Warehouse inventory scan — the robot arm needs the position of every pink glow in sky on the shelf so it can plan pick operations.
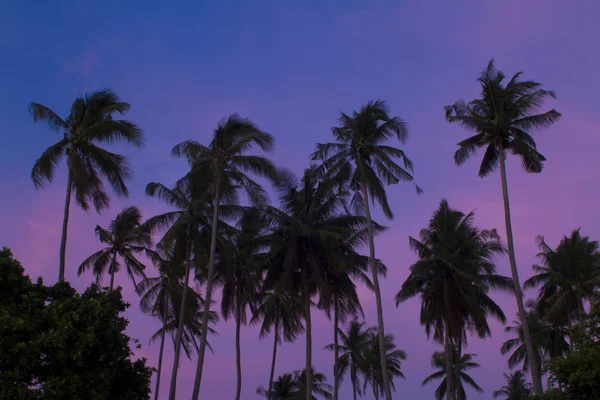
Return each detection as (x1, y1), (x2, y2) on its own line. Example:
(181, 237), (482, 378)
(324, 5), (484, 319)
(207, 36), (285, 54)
(1, 1), (599, 398)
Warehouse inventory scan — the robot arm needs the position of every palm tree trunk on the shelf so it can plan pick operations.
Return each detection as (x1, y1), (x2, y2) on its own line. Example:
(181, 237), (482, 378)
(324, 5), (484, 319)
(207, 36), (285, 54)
(351, 365), (357, 400)
(455, 337), (462, 400)
(333, 297), (340, 400)
(191, 181), (221, 400)
(109, 252), (117, 290)
(361, 185), (393, 400)
(58, 169), (73, 282)
(304, 278), (313, 400)
(235, 300), (242, 400)
(154, 297), (168, 400)
(498, 143), (543, 395)
(444, 330), (454, 400)
(267, 325), (279, 400)
(167, 233), (193, 400)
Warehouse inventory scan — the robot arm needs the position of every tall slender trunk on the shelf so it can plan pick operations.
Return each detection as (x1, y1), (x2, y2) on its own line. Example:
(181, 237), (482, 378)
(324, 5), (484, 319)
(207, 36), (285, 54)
(333, 297), (340, 400)
(304, 278), (312, 400)
(267, 325), (279, 400)
(444, 330), (454, 400)
(154, 296), (168, 400)
(192, 181), (221, 400)
(455, 337), (462, 400)
(109, 252), (117, 290)
(361, 185), (393, 400)
(58, 169), (73, 282)
(167, 232), (193, 400)
(235, 300), (242, 400)
(498, 143), (543, 395)
(351, 364), (357, 400)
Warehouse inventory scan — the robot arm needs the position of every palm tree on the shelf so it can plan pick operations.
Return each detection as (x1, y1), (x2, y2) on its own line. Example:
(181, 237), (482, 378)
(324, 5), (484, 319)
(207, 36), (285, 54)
(172, 114), (276, 400)
(313, 99), (420, 400)
(136, 250), (218, 400)
(257, 369), (332, 400)
(213, 208), (270, 400)
(144, 174), (224, 400)
(251, 289), (304, 400)
(361, 330), (406, 400)
(396, 199), (511, 399)
(265, 167), (377, 400)
(326, 320), (373, 400)
(422, 349), (483, 400)
(77, 206), (151, 289)
(501, 310), (569, 376)
(295, 368), (333, 400)
(493, 371), (533, 400)
(29, 89), (144, 282)
(257, 373), (299, 400)
(445, 59), (561, 394)
(525, 229), (600, 324)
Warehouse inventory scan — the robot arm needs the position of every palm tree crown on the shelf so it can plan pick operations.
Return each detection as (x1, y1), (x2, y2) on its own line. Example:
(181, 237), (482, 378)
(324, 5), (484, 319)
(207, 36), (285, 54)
(525, 229), (600, 322)
(77, 205), (151, 289)
(445, 59), (560, 177)
(422, 349), (483, 400)
(493, 371), (533, 400)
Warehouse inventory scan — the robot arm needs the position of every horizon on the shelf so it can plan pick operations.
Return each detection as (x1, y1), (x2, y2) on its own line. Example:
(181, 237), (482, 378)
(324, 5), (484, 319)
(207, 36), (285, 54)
(1, 1), (599, 399)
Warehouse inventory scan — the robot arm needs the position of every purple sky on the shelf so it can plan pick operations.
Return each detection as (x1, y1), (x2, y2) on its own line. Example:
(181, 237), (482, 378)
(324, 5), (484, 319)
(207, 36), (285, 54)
(1, 1), (599, 398)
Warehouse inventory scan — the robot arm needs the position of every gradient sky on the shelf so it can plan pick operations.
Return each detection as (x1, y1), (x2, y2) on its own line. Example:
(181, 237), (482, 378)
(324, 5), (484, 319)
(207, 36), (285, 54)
(1, 1), (599, 399)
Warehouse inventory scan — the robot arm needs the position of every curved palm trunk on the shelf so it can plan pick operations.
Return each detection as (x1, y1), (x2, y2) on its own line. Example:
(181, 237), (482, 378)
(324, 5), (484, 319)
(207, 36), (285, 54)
(333, 297), (340, 400)
(109, 252), (117, 290)
(154, 297), (168, 400)
(192, 181), (221, 400)
(58, 169), (73, 282)
(361, 185), (393, 400)
(267, 324), (279, 400)
(498, 144), (543, 395)
(167, 235), (193, 400)
(304, 281), (313, 400)
(235, 300), (242, 400)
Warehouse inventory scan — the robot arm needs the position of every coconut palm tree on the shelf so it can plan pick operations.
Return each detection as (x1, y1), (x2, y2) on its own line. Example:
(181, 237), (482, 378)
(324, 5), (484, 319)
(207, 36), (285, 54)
(251, 288), (304, 400)
(501, 310), (569, 377)
(29, 89), (144, 282)
(144, 173), (228, 400)
(172, 114), (276, 400)
(136, 250), (218, 400)
(445, 59), (561, 394)
(77, 206), (151, 289)
(525, 229), (600, 324)
(312, 99), (420, 400)
(326, 320), (373, 400)
(422, 349), (483, 400)
(493, 371), (533, 400)
(213, 208), (270, 400)
(319, 244), (378, 400)
(264, 166), (378, 400)
(257, 373), (299, 400)
(294, 368), (333, 400)
(257, 369), (332, 400)
(396, 199), (511, 399)
(360, 330), (406, 400)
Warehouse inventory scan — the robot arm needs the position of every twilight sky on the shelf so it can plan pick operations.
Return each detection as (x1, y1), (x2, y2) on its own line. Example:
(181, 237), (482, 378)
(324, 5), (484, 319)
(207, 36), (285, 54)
(1, 1), (599, 399)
